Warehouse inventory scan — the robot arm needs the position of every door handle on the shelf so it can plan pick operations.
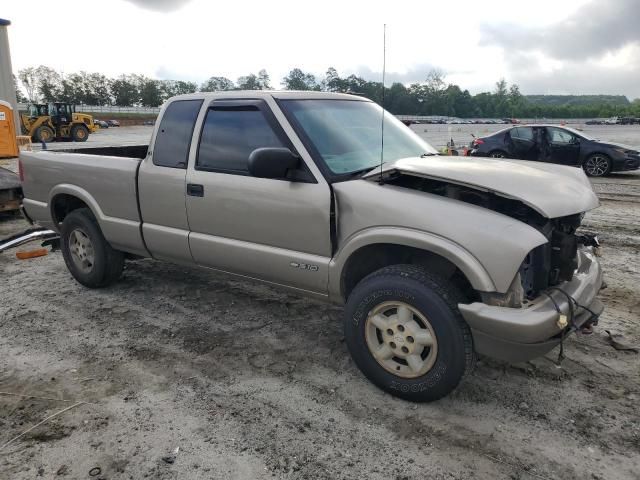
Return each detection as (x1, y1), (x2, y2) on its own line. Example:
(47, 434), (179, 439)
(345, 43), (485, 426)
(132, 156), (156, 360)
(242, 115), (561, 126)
(187, 183), (204, 197)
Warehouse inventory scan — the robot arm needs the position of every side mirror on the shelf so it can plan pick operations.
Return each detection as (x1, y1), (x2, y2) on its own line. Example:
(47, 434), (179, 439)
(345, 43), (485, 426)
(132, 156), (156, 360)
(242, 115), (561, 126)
(248, 147), (300, 180)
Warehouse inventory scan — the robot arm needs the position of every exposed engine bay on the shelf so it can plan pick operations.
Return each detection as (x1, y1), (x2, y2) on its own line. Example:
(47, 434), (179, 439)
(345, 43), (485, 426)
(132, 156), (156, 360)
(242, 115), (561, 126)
(384, 173), (599, 302)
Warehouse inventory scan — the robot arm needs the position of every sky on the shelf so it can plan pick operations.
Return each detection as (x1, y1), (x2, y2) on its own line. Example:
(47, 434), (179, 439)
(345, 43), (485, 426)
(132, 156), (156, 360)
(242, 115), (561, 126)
(3, 0), (640, 99)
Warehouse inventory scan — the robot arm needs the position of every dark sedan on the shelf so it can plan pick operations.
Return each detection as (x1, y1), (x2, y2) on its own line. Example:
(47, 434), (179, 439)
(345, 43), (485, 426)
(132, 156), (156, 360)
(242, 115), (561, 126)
(469, 125), (640, 176)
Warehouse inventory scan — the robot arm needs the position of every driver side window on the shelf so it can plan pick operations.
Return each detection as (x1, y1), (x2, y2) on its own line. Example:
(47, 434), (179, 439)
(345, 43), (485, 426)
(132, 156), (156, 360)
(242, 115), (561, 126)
(196, 107), (285, 175)
(547, 127), (575, 144)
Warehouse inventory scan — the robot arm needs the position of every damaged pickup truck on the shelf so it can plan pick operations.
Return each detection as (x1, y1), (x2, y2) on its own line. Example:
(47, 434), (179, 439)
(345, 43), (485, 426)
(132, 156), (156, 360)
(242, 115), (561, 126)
(19, 91), (604, 402)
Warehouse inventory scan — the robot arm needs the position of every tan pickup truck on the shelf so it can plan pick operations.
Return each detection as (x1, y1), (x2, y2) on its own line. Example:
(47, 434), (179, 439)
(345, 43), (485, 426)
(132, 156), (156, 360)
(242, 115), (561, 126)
(19, 91), (604, 402)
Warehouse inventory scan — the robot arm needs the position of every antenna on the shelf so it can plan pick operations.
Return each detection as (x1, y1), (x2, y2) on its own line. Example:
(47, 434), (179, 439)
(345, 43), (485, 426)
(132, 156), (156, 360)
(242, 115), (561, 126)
(379, 23), (386, 185)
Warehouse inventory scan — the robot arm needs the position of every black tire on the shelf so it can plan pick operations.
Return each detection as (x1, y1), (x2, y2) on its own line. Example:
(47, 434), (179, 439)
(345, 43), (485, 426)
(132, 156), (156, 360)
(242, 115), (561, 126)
(60, 208), (124, 288)
(70, 124), (90, 142)
(33, 125), (55, 143)
(489, 150), (507, 158)
(583, 154), (611, 177)
(344, 265), (474, 402)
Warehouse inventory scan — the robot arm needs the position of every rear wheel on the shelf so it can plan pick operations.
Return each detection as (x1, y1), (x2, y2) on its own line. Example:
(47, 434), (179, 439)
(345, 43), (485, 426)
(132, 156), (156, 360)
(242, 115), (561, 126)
(60, 208), (124, 288)
(33, 125), (55, 143)
(344, 265), (475, 402)
(70, 124), (90, 142)
(583, 154), (611, 177)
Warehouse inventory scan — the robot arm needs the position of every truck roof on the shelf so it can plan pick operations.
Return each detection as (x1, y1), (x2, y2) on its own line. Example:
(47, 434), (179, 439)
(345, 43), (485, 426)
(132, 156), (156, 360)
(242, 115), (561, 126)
(169, 90), (370, 102)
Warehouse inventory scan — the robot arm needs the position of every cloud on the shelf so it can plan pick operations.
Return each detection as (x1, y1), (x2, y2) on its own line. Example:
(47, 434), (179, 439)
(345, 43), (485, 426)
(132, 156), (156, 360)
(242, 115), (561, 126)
(122, 0), (193, 12)
(479, 0), (640, 99)
(480, 0), (640, 60)
(354, 63), (439, 86)
(509, 49), (640, 97)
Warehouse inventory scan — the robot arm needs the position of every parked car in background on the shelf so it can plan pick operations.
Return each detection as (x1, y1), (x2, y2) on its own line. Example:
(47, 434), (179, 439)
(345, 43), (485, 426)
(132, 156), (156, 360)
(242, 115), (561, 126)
(94, 119), (109, 128)
(469, 124), (640, 176)
(619, 117), (640, 125)
(143, 120), (155, 126)
(604, 117), (619, 125)
(107, 119), (120, 127)
(585, 120), (603, 125)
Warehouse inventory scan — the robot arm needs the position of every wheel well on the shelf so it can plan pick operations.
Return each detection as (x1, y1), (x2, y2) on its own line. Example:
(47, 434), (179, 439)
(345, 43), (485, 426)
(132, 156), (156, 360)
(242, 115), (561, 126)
(586, 152), (611, 160)
(51, 194), (89, 225)
(341, 244), (479, 303)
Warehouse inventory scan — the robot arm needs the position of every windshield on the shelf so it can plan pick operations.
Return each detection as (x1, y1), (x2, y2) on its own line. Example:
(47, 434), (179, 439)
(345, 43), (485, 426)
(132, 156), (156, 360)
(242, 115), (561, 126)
(280, 99), (438, 175)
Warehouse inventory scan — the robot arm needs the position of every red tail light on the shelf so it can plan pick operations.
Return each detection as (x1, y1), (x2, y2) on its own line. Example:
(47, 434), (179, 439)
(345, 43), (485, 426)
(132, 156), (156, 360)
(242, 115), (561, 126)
(473, 139), (485, 146)
(18, 159), (24, 182)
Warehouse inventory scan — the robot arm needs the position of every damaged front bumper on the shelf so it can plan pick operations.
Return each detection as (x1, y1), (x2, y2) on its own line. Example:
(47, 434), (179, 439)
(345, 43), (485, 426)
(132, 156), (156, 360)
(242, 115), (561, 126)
(458, 247), (604, 363)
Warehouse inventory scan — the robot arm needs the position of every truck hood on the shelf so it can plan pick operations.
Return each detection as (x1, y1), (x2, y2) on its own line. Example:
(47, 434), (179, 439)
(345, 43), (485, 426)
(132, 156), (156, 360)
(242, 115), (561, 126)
(363, 156), (599, 218)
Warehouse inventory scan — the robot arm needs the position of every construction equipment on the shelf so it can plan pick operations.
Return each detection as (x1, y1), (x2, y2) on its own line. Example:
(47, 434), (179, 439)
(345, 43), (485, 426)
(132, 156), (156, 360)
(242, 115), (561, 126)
(20, 102), (97, 143)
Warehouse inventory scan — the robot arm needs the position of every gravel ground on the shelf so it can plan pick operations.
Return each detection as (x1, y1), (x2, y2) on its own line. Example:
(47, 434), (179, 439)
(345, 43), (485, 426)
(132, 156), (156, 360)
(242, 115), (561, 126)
(1, 144), (639, 479)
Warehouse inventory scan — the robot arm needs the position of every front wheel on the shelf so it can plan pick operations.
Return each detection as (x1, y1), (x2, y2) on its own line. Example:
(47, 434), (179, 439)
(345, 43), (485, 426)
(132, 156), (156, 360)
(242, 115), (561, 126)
(70, 124), (90, 142)
(33, 125), (55, 143)
(60, 208), (124, 288)
(583, 154), (611, 177)
(344, 265), (475, 402)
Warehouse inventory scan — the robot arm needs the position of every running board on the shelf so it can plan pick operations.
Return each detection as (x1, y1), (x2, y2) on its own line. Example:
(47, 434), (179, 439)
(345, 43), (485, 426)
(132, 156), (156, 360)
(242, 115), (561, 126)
(0, 227), (59, 253)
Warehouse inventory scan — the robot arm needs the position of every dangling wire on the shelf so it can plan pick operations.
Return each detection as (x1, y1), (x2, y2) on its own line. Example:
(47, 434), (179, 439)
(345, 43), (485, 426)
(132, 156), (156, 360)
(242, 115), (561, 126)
(544, 286), (601, 365)
(542, 291), (566, 364)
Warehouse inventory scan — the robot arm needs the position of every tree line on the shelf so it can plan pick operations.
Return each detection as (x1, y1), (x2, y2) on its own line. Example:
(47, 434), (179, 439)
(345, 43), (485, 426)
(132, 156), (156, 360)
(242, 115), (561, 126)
(14, 66), (640, 119)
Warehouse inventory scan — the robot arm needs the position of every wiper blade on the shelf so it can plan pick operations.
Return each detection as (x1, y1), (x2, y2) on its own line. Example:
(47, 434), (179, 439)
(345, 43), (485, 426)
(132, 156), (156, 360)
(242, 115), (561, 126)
(349, 166), (380, 177)
(420, 153), (437, 157)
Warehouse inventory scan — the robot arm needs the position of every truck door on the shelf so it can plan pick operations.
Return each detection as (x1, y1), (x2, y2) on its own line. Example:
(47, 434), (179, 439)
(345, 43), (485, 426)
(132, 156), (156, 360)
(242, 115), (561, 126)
(138, 99), (203, 263)
(545, 127), (581, 166)
(185, 98), (332, 294)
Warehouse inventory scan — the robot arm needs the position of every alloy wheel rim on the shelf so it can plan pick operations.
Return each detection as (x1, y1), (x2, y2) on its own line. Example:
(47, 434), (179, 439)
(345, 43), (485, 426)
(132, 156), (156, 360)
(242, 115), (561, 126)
(69, 228), (95, 273)
(491, 152), (505, 158)
(365, 301), (438, 378)
(585, 156), (608, 176)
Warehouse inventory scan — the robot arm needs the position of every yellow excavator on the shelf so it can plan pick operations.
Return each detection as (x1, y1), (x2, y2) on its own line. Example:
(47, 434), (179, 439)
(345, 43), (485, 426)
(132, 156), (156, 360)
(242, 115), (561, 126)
(21, 102), (97, 143)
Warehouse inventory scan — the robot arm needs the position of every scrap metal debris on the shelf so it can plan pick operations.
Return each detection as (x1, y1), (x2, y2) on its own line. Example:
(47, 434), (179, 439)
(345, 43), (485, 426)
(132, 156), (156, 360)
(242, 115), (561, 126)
(0, 402), (87, 451)
(605, 330), (639, 353)
(162, 446), (180, 464)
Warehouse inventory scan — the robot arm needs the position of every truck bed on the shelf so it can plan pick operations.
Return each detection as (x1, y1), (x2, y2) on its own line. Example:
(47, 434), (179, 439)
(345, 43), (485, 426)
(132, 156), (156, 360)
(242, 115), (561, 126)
(20, 148), (147, 255)
(57, 145), (149, 159)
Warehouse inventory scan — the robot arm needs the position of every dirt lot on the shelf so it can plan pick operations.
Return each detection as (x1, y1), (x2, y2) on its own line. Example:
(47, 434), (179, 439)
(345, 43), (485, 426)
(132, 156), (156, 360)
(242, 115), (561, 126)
(1, 166), (639, 479)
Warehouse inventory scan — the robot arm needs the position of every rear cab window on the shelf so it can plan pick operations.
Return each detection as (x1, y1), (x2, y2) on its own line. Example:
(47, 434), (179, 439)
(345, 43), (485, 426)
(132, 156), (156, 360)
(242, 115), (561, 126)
(153, 99), (203, 168)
